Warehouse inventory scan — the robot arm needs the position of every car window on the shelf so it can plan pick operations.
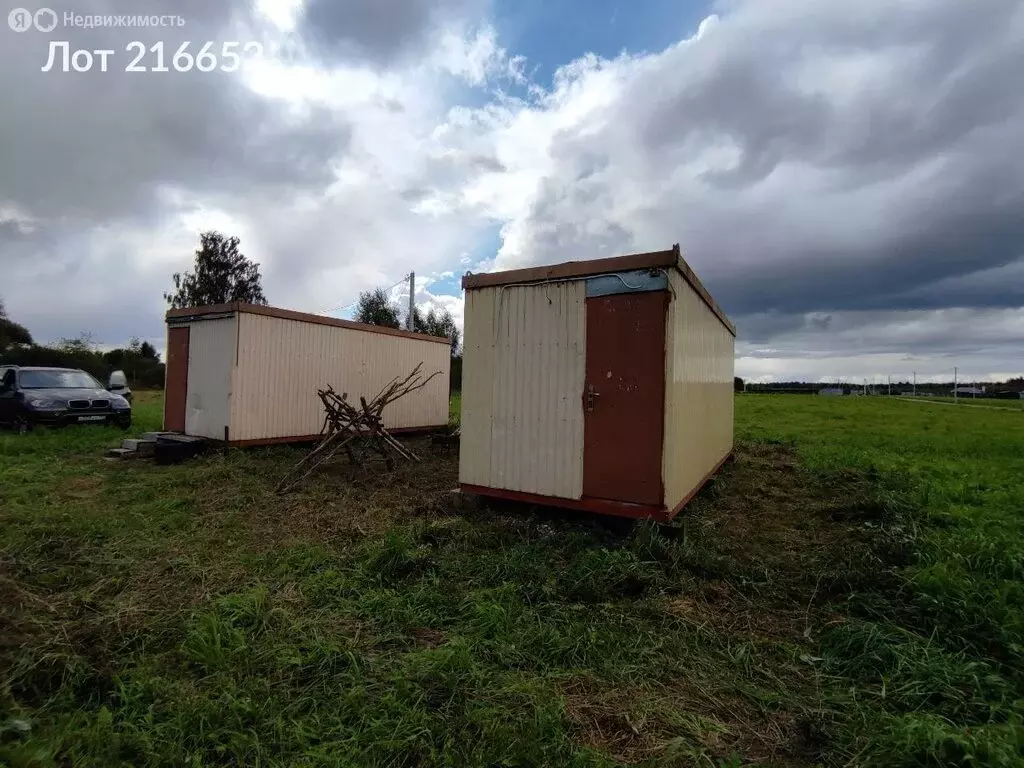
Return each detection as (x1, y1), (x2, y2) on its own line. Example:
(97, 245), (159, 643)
(1, 369), (14, 389)
(19, 370), (102, 389)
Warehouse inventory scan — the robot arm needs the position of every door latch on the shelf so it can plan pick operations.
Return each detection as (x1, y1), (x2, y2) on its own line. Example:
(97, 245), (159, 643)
(585, 384), (600, 412)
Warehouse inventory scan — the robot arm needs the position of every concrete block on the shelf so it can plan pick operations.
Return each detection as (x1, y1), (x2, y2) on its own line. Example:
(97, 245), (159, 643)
(447, 489), (481, 513)
(135, 440), (156, 457)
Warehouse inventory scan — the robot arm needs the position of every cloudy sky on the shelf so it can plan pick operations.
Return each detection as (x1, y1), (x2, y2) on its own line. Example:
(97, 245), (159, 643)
(2, 0), (1021, 383)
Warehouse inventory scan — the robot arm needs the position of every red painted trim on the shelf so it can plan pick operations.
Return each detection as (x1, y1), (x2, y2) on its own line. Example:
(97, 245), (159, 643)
(582, 290), (668, 506)
(459, 484), (672, 522)
(460, 450), (733, 523)
(228, 424), (450, 447)
(163, 326), (189, 432)
(165, 302), (451, 345)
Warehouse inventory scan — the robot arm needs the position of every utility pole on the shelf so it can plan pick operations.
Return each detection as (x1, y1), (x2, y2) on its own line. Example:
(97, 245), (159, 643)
(913, 371), (916, 397)
(954, 366), (958, 403)
(407, 272), (415, 331)
(888, 375), (891, 396)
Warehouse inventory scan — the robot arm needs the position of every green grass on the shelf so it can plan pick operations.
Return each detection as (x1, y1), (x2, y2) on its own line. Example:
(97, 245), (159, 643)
(737, 395), (1024, 765)
(449, 390), (462, 426)
(1, 393), (1022, 766)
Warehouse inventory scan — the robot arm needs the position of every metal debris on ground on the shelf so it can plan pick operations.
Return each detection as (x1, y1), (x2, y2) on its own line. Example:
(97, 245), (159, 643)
(275, 362), (442, 494)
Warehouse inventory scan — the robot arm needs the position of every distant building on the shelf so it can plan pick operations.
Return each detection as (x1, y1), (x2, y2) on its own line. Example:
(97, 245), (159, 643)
(952, 386), (986, 396)
(818, 387), (844, 396)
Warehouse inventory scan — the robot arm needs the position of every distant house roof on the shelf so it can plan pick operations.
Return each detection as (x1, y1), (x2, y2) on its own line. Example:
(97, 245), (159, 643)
(953, 387), (985, 395)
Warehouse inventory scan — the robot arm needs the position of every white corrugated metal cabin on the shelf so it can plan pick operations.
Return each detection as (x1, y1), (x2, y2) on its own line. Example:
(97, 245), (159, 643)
(163, 303), (451, 444)
(459, 245), (736, 522)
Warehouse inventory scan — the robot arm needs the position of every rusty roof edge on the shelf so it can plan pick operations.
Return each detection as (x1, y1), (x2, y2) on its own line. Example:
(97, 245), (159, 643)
(460, 248), (678, 290)
(460, 245), (737, 337)
(671, 245), (737, 338)
(164, 302), (452, 345)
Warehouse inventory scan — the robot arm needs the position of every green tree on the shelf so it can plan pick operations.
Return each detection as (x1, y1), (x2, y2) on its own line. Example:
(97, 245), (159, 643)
(165, 231), (267, 309)
(139, 341), (159, 360)
(56, 332), (97, 354)
(354, 288), (401, 328)
(414, 306), (460, 357)
(0, 296), (33, 351)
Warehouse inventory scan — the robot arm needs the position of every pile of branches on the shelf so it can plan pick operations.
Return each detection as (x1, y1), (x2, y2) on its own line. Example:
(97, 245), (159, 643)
(275, 362), (441, 494)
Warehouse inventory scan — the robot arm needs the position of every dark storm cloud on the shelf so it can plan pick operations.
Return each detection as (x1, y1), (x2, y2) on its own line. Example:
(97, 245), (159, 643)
(0, 0), (355, 346)
(0, 0), (350, 224)
(299, 0), (479, 64)
(501, 0), (1024, 333)
(712, 173), (1024, 318)
(734, 308), (1023, 362)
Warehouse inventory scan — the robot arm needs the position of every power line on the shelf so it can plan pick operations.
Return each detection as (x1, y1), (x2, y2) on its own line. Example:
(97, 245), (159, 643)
(316, 274), (410, 316)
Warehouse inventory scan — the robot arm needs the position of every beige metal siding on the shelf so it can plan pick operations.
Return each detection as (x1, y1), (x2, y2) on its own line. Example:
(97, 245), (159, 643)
(229, 313), (450, 441)
(459, 282), (586, 499)
(662, 270), (735, 510)
(184, 317), (237, 439)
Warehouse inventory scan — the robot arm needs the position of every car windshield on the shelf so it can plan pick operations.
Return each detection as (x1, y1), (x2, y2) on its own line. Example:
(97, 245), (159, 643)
(20, 370), (102, 389)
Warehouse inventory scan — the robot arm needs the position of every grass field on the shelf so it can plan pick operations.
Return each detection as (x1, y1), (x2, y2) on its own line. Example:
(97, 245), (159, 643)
(2, 393), (1022, 766)
(900, 395), (1024, 411)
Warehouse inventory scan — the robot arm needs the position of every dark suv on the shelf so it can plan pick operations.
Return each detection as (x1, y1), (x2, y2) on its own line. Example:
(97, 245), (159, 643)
(0, 366), (132, 433)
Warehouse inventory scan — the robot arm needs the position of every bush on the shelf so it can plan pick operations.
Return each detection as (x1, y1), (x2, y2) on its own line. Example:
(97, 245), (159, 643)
(0, 345), (164, 388)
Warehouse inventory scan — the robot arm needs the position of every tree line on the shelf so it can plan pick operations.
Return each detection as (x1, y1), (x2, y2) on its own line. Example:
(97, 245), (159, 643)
(2, 231), (464, 390)
(0, 301), (166, 388)
(740, 379), (1024, 396)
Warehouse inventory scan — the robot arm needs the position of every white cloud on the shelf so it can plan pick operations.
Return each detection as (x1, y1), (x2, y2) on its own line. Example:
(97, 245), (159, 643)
(3, 0), (1022, 385)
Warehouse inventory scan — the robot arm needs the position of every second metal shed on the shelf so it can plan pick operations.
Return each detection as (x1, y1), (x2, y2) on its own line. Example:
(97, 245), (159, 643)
(459, 245), (736, 522)
(164, 303), (452, 444)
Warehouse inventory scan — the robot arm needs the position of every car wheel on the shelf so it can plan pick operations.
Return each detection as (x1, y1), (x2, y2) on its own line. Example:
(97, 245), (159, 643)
(13, 414), (32, 435)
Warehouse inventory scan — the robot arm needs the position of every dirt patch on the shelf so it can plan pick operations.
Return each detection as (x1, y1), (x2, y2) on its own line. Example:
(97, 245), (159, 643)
(55, 474), (103, 501)
(183, 437), (461, 549)
(560, 678), (687, 764)
(561, 442), (879, 765)
(561, 674), (815, 767)
(408, 626), (447, 649)
(674, 442), (873, 641)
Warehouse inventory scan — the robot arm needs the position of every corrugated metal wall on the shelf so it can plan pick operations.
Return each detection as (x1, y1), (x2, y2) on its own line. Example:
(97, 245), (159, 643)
(459, 282), (586, 499)
(662, 270), (735, 510)
(229, 313), (451, 441)
(184, 317), (237, 439)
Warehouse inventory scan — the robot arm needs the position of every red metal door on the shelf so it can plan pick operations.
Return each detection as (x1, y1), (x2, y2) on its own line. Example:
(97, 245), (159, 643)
(164, 327), (189, 432)
(582, 291), (667, 506)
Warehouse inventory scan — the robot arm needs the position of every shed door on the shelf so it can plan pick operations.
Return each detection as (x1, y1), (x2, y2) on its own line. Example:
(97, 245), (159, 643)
(582, 291), (667, 506)
(164, 326), (190, 432)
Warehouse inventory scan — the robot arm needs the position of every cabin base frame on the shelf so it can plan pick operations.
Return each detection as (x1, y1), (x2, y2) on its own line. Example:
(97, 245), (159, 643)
(460, 452), (732, 522)
(194, 424), (451, 448)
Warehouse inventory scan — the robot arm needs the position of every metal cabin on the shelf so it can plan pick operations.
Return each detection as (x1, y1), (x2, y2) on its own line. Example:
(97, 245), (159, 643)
(459, 245), (736, 522)
(164, 303), (451, 445)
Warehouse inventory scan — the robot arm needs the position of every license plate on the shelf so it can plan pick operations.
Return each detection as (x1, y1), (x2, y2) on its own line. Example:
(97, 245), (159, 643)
(78, 415), (106, 422)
